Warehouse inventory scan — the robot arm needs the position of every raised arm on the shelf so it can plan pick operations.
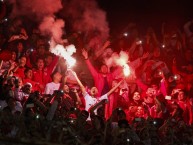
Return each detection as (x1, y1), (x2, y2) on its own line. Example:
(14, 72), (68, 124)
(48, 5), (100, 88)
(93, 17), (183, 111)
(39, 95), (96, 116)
(106, 79), (124, 96)
(159, 71), (168, 96)
(6, 61), (16, 77)
(71, 70), (87, 96)
(72, 88), (82, 107)
(128, 40), (137, 56)
(82, 49), (98, 77)
(172, 58), (187, 77)
(94, 40), (111, 60)
(129, 52), (150, 70)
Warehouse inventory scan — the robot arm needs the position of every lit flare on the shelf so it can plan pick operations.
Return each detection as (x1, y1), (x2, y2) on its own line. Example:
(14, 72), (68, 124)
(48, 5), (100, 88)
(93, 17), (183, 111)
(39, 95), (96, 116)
(50, 44), (76, 68)
(123, 64), (130, 76)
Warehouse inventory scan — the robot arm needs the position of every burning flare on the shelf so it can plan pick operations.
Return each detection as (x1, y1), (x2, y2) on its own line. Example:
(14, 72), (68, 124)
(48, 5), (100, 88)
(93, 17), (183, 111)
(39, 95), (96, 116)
(123, 64), (130, 76)
(115, 51), (131, 77)
(50, 43), (76, 68)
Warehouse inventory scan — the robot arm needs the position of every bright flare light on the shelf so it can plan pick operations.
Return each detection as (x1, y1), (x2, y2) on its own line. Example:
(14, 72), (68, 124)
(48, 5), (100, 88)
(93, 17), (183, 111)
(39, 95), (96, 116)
(65, 55), (76, 68)
(123, 64), (130, 76)
(115, 51), (131, 77)
(50, 44), (76, 68)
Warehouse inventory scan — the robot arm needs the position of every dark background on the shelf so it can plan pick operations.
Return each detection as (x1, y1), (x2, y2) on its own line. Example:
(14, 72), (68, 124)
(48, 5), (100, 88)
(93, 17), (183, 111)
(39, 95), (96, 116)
(97, 0), (193, 36)
(1, 0), (193, 38)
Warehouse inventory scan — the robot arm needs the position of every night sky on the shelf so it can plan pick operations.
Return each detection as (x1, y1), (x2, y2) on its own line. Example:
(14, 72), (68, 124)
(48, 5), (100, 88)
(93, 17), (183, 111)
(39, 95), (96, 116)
(97, 0), (193, 36)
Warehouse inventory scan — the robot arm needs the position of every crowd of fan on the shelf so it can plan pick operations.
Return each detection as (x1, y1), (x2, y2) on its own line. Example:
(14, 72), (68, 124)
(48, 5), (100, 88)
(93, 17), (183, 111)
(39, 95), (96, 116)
(0, 17), (193, 145)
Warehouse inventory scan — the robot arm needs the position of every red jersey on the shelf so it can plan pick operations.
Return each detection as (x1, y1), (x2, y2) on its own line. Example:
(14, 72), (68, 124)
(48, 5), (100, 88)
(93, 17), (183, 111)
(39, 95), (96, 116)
(14, 67), (26, 79)
(32, 69), (51, 93)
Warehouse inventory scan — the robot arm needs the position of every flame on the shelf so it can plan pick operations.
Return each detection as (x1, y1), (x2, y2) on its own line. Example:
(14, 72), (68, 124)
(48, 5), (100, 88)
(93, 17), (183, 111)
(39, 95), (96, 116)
(50, 43), (76, 68)
(114, 51), (130, 77)
(123, 64), (130, 76)
(65, 55), (76, 68)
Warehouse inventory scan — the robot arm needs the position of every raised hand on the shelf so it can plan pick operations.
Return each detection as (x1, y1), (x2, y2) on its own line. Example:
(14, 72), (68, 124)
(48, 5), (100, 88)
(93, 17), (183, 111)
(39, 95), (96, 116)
(81, 48), (88, 59)
(9, 62), (17, 71)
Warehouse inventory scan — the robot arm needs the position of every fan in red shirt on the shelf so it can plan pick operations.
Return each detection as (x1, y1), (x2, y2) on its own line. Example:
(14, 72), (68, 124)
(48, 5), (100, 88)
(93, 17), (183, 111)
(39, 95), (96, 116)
(32, 57), (51, 93)
(23, 68), (39, 92)
(176, 89), (192, 125)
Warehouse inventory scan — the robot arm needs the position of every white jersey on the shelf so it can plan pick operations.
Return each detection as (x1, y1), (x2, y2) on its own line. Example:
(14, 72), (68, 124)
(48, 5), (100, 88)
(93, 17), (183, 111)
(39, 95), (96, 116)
(44, 82), (60, 95)
(84, 92), (108, 111)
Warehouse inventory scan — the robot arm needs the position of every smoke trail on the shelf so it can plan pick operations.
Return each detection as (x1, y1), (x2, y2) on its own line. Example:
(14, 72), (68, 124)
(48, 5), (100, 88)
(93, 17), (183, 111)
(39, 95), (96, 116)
(62, 0), (109, 52)
(104, 51), (131, 76)
(115, 51), (129, 66)
(8, 0), (77, 66)
(8, 0), (64, 42)
(39, 16), (65, 43)
(104, 51), (129, 67)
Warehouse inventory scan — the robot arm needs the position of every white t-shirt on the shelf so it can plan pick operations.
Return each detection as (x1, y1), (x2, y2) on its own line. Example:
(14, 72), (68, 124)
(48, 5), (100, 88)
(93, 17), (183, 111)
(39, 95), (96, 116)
(84, 92), (108, 111)
(44, 82), (60, 95)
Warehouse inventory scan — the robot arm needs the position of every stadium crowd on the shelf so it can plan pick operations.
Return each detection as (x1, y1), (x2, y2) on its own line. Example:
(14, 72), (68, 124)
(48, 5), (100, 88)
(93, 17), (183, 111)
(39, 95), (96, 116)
(0, 7), (193, 145)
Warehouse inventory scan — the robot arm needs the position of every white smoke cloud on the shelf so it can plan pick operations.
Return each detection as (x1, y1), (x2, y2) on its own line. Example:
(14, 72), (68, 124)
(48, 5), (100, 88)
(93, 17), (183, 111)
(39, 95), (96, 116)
(8, 0), (110, 65)
(8, 0), (64, 43)
(8, 0), (77, 66)
(105, 51), (131, 76)
(39, 16), (65, 43)
(104, 51), (129, 67)
(115, 51), (129, 66)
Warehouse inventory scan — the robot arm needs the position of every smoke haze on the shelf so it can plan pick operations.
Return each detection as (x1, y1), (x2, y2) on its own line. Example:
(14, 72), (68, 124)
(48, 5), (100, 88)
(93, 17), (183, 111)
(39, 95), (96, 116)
(62, 0), (109, 51)
(104, 51), (129, 68)
(39, 16), (65, 43)
(8, 0), (110, 63)
(8, 0), (62, 21)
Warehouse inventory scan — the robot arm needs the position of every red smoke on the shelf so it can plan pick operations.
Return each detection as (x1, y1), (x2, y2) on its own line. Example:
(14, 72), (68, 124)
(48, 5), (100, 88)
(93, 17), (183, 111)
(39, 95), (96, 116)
(8, 0), (64, 44)
(8, 0), (62, 21)
(62, 0), (109, 53)
(8, 0), (109, 54)
(39, 16), (65, 43)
